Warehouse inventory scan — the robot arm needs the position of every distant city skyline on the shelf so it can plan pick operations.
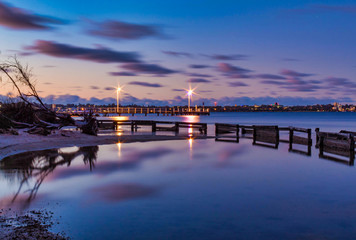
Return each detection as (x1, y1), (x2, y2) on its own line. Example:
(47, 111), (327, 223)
(0, 0), (355, 106)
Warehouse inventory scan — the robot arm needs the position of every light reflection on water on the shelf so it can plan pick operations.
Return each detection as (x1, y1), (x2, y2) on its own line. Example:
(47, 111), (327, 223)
(99, 112), (356, 134)
(1, 138), (356, 239)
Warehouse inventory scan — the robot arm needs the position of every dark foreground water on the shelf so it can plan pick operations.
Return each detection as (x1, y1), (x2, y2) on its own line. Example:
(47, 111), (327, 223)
(1, 112), (356, 239)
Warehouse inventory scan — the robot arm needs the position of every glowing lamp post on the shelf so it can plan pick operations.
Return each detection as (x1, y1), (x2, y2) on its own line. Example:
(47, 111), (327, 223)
(116, 87), (121, 113)
(188, 89), (193, 112)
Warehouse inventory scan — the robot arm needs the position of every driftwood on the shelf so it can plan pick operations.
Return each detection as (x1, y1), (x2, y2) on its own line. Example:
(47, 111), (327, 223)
(0, 56), (98, 135)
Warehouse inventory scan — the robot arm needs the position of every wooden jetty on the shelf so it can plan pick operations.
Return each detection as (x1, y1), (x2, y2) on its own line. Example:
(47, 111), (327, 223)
(97, 119), (356, 164)
(315, 128), (355, 164)
(97, 120), (207, 134)
(252, 125), (279, 149)
(215, 123), (240, 142)
(288, 127), (312, 155)
(215, 124), (312, 151)
(59, 106), (210, 116)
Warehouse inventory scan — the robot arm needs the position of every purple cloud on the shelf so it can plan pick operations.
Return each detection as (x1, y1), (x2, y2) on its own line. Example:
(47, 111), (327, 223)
(188, 78), (211, 83)
(109, 71), (137, 76)
(0, 1), (66, 30)
(172, 89), (185, 92)
(128, 81), (163, 88)
(255, 74), (286, 80)
(86, 20), (164, 40)
(189, 64), (210, 69)
(260, 73), (324, 92)
(186, 73), (213, 78)
(280, 69), (314, 78)
(104, 87), (115, 91)
(228, 82), (249, 87)
(282, 58), (300, 62)
(25, 40), (141, 63)
(261, 80), (288, 85)
(162, 51), (192, 58)
(121, 63), (178, 75)
(204, 54), (248, 61)
(282, 85), (322, 92)
(90, 86), (100, 90)
(217, 63), (252, 74)
(325, 77), (356, 88)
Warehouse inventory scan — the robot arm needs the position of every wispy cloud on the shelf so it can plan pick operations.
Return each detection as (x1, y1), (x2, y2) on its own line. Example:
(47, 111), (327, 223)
(188, 78), (211, 83)
(217, 62), (252, 78)
(104, 87), (115, 91)
(121, 63), (178, 76)
(217, 63), (252, 74)
(325, 77), (356, 89)
(109, 71), (137, 76)
(203, 54), (248, 61)
(171, 88), (185, 92)
(188, 64), (210, 69)
(255, 74), (286, 80)
(228, 81), (248, 87)
(280, 69), (314, 78)
(0, 1), (67, 30)
(260, 80), (288, 85)
(258, 69), (324, 92)
(282, 58), (300, 62)
(85, 19), (165, 40)
(128, 81), (163, 88)
(24, 40), (141, 63)
(186, 73), (213, 78)
(162, 51), (193, 58)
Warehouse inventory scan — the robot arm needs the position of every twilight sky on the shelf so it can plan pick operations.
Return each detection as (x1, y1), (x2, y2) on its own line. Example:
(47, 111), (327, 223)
(0, 0), (355, 106)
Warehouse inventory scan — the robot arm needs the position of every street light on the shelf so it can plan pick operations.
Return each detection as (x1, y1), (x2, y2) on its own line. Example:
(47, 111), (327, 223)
(187, 89), (193, 111)
(116, 86), (122, 113)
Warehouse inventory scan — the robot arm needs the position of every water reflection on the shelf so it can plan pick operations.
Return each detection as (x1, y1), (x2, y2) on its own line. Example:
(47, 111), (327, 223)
(188, 137), (193, 160)
(88, 183), (159, 203)
(109, 116), (129, 121)
(182, 115), (200, 123)
(319, 146), (355, 166)
(2, 137), (356, 239)
(0, 146), (98, 208)
(215, 130), (356, 166)
(117, 142), (122, 158)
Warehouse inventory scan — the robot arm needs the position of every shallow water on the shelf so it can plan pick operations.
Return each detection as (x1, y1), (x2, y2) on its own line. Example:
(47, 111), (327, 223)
(101, 112), (356, 133)
(1, 132), (356, 239)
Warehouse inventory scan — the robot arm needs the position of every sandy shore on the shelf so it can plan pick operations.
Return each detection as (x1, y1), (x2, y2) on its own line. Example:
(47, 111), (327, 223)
(0, 130), (212, 160)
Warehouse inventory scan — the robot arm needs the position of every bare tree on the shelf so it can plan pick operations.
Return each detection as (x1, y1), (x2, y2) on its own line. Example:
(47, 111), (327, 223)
(0, 56), (98, 135)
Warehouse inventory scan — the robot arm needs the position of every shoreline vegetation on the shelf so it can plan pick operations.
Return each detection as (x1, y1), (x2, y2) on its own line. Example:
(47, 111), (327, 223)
(0, 57), (99, 137)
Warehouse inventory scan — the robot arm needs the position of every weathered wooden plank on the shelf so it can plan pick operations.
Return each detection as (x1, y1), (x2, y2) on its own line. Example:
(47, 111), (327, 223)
(290, 127), (310, 133)
(292, 136), (312, 145)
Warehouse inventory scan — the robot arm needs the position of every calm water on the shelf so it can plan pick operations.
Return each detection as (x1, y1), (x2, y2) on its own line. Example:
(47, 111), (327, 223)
(1, 112), (356, 239)
(102, 112), (356, 133)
